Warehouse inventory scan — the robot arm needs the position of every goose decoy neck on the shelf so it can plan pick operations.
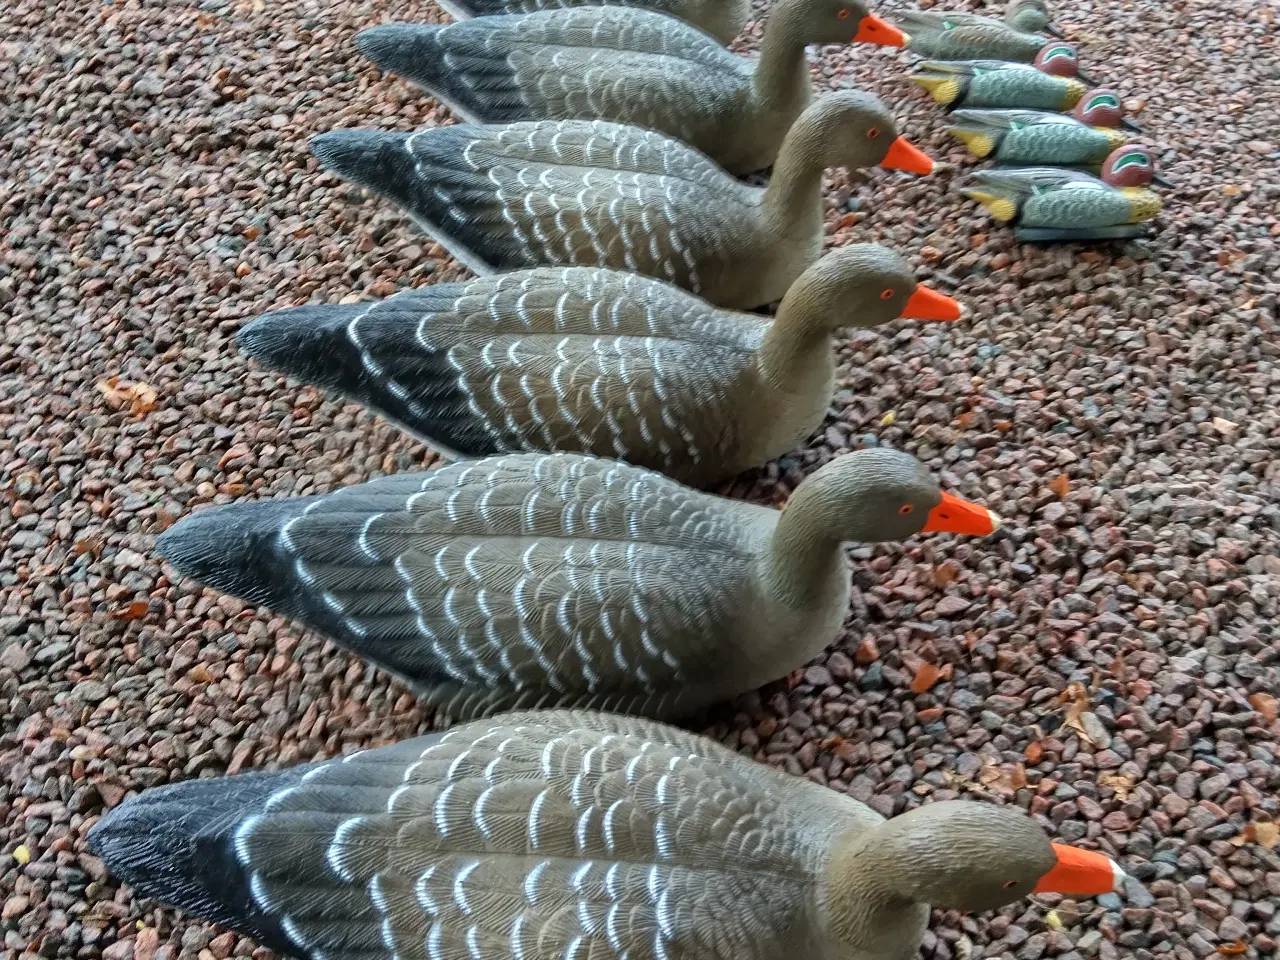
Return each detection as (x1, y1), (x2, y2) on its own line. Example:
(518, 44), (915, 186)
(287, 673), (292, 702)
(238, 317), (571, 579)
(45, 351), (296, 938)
(823, 801), (1127, 947)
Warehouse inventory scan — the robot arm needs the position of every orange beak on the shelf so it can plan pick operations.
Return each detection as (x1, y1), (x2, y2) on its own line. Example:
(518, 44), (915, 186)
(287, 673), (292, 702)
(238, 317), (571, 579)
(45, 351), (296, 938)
(880, 135), (935, 175)
(920, 491), (1001, 536)
(1034, 845), (1126, 896)
(853, 13), (908, 46)
(901, 284), (963, 322)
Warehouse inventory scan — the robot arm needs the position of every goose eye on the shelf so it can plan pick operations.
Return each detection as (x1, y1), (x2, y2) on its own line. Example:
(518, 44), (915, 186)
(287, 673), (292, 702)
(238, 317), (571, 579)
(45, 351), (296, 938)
(1003, 880), (1018, 889)
(880, 288), (895, 300)
(898, 504), (914, 515)
(867, 127), (881, 139)
(837, 8), (850, 18)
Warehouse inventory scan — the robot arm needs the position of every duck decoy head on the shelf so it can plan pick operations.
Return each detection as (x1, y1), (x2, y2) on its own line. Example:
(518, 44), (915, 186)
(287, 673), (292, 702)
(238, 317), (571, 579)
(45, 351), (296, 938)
(1032, 41), (1081, 78)
(1072, 88), (1125, 128)
(784, 0), (908, 47)
(1100, 144), (1157, 187)
(1005, 0), (1055, 34)
(810, 91), (935, 175)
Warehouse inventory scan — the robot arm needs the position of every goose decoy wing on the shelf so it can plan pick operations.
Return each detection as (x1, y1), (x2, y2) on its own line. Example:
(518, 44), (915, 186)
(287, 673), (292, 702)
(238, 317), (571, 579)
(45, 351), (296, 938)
(357, 11), (746, 131)
(157, 455), (765, 718)
(238, 269), (758, 471)
(312, 124), (747, 290)
(90, 713), (852, 960)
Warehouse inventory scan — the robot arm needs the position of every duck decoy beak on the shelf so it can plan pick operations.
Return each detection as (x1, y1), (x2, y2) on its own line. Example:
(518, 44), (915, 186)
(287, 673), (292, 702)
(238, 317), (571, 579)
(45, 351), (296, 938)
(901, 284), (964, 322)
(879, 136), (936, 175)
(1045, 23), (1065, 37)
(920, 492), (1001, 536)
(1120, 117), (1144, 133)
(1076, 67), (1098, 85)
(853, 13), (908, 46)
(1035, 845), (1128, 896)
(1152, 172), (1174, 188)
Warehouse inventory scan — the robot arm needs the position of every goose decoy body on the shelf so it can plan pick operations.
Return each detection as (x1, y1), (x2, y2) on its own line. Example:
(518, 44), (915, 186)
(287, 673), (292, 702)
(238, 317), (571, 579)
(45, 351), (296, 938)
(432, 0), (752, 46)
(354, 0), (906, 176)
(945, 90), (1132, 165)
(962, 144), (1163, 241)
(237, 246), (963, 487)
(90, 710), (1131, 960)
(309, 93), (935, 310)
(156, 448), (999, 720)
(910, 42), (1087, 111)
(894, 0), (1055, 62)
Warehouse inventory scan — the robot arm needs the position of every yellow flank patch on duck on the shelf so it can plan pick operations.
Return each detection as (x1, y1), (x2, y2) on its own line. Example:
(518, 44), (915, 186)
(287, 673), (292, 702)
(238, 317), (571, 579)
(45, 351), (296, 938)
(1098, 127), (1129, 149)
(1121, 188), (1163, 222)
(949, 129), (996, 157)
(912, 75), (961, 106)
(964, 189), (1017, 221)
(1061, 79), (1087, 109)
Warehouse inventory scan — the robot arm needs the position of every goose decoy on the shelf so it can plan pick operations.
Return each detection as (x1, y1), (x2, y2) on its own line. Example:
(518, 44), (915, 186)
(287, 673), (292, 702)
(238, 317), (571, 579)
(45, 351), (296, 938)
(309, 93), (935, 310)
(893, 0), (1056, 62)
(90, 710), (1131, 960)
(156, 448), (999, 720)
(432, 0), (752, 46)
(238, 246), (963, 487)
(910, 42), (1088, 112)
(944, 90), (1133, 165)
(962, 144), (1163, 241)
(354, 0), (906, 176)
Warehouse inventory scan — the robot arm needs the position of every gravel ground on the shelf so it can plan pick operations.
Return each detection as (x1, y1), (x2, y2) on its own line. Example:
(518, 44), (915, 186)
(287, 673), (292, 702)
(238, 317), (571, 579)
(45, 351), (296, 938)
(3, 0), (1280, 956)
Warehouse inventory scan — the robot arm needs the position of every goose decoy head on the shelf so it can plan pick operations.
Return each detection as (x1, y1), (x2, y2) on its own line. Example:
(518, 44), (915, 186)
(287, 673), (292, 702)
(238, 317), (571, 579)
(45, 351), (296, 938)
(1100, 144), (1158, 188)
(1005, 0), (1057, 34)
(1031, 41), (1081, 77)
(814, 91), (935, 175)
(827, 801), (1126, 930)
(785, 0), (909, 46)
(1072, 88), (1126, 128)
(790, 245), (963, 330)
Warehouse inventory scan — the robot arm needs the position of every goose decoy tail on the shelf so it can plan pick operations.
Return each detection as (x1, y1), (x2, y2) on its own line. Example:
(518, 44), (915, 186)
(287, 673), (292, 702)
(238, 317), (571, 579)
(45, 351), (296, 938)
(311, 130), (418, 204)
(355, 24), (443, 84)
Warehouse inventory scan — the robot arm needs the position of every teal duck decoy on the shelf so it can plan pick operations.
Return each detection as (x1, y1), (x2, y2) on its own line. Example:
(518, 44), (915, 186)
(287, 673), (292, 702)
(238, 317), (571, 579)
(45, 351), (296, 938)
(354, 0), (906, 176)
(432, 0), (752, 46)
(156, 448), (999, 720)
(910, 42), (1088, 111)
(962, 144), (1163, 242)
(309, 93), (934, 310)
(237, 246), (963, 487)
(894, 0), (1058, 62)
(945, 89), (1134, 165)
(90, 710), (1132, 960)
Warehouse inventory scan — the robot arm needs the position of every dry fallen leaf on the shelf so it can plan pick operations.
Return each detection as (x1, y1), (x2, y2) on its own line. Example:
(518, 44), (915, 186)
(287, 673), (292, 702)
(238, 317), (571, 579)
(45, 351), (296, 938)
(110, 601), (149, 622)
(1231, 823), (1279, 850)
(955, 411), (975, 429)
(880, 411), (896, 426)
(96, 377), (159, 417)
(1058, 682), (1096, 745)
(1217, 941), (1247, 956)
(1049, 474), (1070, 498)
(977, 761), (1028, 793)
(911, 662), (943, 694)
(1222, 184), (1242, 196)
(1044, 910), (1064, 932)
(1025, 741), (1044, 764)
(1249, 692), (1278, 724)
(13, 845), (30, 865)
(1099, 772), (1136, 802)
(932, 562), (959, 588)
(73, 536), (104, 558)
(187, 665), (214, 684)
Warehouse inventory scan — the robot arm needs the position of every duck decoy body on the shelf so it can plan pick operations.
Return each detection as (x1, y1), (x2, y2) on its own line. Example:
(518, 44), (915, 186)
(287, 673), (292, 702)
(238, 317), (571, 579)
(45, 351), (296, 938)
(895, 0), (1054, 61)
(433, 0), (751, 46)
(355, 0), (906, 176)
(90, 710), (1131, 960)
(945, 90), (1131, 165)
(238, 246), (962, 487)
(157, 449), (998, 720)
(911, 42), (1086, 111)
(310, 95), (933, 310)
(963, 144), (1163, 241)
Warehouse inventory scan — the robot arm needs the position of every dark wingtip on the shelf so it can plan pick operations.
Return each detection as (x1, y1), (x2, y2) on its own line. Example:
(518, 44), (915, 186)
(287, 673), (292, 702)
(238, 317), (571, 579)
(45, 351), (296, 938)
(355, 23), (433, 73)
(310, 130), (409, 189)
(237, 305), (367, 382)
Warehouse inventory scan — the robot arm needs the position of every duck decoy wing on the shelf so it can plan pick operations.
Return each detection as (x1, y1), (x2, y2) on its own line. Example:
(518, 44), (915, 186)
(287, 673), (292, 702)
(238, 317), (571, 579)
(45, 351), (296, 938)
(90, 716), (832, 960)
(238, 269), (757, 475)
(949, 107), (1075, 130)
(157, 455), (762, 719)
(358, 11), (742, 129)
(312, 124), (747, 288)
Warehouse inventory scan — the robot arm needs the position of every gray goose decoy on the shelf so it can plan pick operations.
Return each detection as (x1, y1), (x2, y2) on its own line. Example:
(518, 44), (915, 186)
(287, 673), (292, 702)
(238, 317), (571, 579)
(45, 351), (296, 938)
(435, 0), (751, 46)
(894, 0), (1059, 61)
(309, 92), (935, 310)
(355, 0), (907, 176)
(157, 448), (999, 720)
(237, 245), (964, 486)
(90, 710), (1130, 960)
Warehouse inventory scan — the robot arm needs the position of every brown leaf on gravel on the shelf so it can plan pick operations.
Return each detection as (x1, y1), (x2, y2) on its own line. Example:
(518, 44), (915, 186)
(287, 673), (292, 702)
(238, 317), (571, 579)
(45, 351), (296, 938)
(932, 562), (960, 588)
(109, 601), (148, 621)
(1098, 772), (1136, 801)
(96, 377), (158, 417)
(1049, 474), (1070, 498)
(955, 410), (974, 428)
(1249, 692), (1278, 724)
(1058, 682), (1096, 745)
(1217, 941), (1248, 956)
(1230, 823), (1279, 849)
(73, 536), (104, 558)
(1222, 184), (1242, 196)
(978, 761), (1027, 792)
(1025, 741), (1044, 764)
(910, 662), (952, 694)
(187, 664), (214, 684)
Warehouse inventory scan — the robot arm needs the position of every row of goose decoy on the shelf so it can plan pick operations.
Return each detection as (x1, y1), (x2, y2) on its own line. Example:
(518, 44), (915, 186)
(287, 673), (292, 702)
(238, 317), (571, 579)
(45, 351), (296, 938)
(91, 1), (1143, 958)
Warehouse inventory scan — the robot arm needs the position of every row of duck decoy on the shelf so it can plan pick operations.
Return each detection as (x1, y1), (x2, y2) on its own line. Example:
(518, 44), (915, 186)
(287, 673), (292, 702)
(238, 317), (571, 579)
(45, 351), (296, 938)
(89, 1), (1147, 957)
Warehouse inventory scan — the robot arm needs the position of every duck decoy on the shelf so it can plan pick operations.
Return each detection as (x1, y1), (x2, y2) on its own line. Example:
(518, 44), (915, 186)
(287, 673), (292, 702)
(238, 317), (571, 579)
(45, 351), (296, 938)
(962, 144), (1163, 242)
(944, 90), (1134, 165)
(910, 42), (1088, 112)
(238, 247), (962, 487)
(893, 0), (1058, 62)
(310, 94), (934, 310)
(91, 710), (1131, 960)
(432, 0), (752, 46)
(354, 0), (906, 176)
(156, 449), (999, 720)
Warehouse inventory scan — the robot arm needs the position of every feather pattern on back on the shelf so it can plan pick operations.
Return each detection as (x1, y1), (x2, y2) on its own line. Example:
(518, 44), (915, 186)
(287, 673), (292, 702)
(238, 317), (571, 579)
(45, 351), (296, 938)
(437, 0), (750, 45)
